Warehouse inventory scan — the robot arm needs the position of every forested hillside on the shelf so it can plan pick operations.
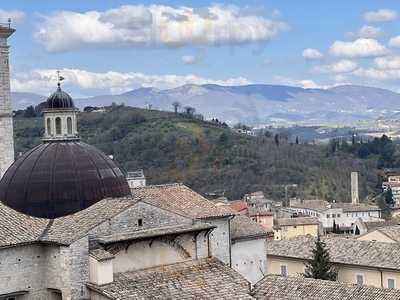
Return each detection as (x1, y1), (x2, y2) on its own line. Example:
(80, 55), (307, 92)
(14, 104), (379, 201)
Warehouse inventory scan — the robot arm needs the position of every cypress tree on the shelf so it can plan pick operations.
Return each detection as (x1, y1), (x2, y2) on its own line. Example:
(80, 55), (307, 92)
(304, 237), (337, 281)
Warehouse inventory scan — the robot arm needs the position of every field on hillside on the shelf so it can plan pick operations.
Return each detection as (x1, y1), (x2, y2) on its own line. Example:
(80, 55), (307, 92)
(14, 104), (379, 201)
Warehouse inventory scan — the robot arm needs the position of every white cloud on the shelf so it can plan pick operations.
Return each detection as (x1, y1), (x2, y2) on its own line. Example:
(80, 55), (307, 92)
(182, 55), (198, 65)
(0, 9), (25, 24)
(274, 76), (327, 89)
(313, 60), (358, 74)
(353, 67), (400, 81)
(302, 48), (323, 60)
(389, 36), (400, 48)
(34, 4), (288, 52)
(363, 9), (397, 22)
(374, 56), (400, 70)
(11, 68), (252, 95)
(358, 25), (383, 38)
(330, 38), (388, 58)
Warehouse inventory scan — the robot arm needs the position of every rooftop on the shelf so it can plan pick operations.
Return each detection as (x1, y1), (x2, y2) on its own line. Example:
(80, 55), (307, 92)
(275, 217), (319, 227)
(367, 225), (400, 242)
(253, 275), (400, 300)
(89, 248), (114, 262)
(87, 258), (253, 299)
(96, 223), (215, 244)
(267, 236), (400, 270)
(290, 200), (380, 212)
(0, 196), (137, 248)
(230, 215), (267, 241)
(228, 200), (248, 212)
(131, 183), (235, 219)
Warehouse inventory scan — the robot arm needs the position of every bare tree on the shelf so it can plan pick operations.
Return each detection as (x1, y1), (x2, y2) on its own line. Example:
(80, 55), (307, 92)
(172, 101), (181, 115)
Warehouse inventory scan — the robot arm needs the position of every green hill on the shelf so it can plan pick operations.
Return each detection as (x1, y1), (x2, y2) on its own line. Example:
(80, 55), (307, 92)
(14, 104), (378, 201)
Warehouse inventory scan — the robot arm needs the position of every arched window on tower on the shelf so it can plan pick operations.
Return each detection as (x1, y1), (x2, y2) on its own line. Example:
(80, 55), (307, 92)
(47, 118), (52, 136)
(67, 117), (72, 135)
(55, 117), (62, 135)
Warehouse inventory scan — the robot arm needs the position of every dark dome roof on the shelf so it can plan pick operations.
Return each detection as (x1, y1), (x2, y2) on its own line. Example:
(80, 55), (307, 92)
(47, 86), (74, 109)
(0, 142), (131, 218)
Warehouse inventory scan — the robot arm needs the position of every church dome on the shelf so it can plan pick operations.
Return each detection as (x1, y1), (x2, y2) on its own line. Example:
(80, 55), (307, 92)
(0, 142), (131, 218)
(47, 85), (74, 109)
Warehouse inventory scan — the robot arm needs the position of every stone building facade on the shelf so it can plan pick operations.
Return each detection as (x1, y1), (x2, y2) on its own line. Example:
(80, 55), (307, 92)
(0, 25), (14, 179)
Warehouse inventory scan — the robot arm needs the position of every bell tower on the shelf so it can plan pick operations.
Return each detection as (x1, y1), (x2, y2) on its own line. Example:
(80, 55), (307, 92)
(0, 22), (15, 179)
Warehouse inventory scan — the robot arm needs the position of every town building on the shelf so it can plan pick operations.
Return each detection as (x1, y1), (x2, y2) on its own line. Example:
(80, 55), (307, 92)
(357, 225), (400, 243)
(382, 169), (400, 206)
(267, 236), (400, 289)
(126, 170), (146, 188)
(352, 217), (400, 236)
(252, 275), (400, 300)
(287, 199), (381, 233)
(230, 214), (267, 285)
(273, 217), (320, 240)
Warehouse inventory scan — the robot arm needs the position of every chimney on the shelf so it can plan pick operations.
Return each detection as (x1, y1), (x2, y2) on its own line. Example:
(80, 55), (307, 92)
(351, 172), (359, 205)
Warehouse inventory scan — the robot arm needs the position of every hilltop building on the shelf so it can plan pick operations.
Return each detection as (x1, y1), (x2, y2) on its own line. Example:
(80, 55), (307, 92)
(287, 199), (381, 233)
(273, 217), (320, 240)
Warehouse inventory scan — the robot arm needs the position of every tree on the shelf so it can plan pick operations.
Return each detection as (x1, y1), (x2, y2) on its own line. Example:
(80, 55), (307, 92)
(184, 106), (196, 116)
(172, 101), (181, 115)
(295, 136), (299, 145)
(304, 237), (337, 281)
(24, 105), (36, 118)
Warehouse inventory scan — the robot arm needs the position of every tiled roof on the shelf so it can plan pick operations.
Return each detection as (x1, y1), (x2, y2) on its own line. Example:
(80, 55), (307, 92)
(131, 183), (235, 219)
(267, 236), (400, 270)
(89, 248), (114, 261)
(228, 200), (248, 212)
(248, 206), (273, 217)
(0, 197), (137, 248)
(231, 215), (267, 240)
(364, 218), (400, 230)
(253, 275), (400, 300)
(275, 217), (319, 227)
(374, 225), (400, 242)
(97, 223), (215, 244)
(87, 258), (253, 299)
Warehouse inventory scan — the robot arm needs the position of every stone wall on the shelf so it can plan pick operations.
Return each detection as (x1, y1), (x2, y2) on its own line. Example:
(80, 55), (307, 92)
(231, 238), (267, 285)
(90, 201), (193, 238)
(203, 217), (231, 265)
(0, 31), (14, 179)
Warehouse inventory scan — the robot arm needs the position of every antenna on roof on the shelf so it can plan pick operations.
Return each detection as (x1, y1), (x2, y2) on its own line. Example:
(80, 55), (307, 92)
(56, 70), (65, 88)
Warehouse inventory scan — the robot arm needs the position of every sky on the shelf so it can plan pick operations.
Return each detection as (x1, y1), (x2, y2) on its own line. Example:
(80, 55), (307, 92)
(2, 1), (400, 97)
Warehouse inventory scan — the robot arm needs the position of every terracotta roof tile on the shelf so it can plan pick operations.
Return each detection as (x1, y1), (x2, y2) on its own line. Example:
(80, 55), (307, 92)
(267, 236), (400, 270)
(87, 258), (253, 299)
(253, 275), (400, 300)
(132, 183), (235, 219)
(231, 215), (267, 240)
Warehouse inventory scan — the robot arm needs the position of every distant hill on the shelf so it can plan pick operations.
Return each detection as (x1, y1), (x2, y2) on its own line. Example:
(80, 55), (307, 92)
(13, 105), (379, 201)
(12, 84), (400, 126)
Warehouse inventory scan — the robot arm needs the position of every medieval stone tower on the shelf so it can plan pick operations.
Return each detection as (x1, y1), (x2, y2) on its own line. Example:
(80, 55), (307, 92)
(0, 24), (15, 179)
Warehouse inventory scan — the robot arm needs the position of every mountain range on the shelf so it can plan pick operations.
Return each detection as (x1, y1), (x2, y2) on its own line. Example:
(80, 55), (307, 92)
(11, 84), (400, 126)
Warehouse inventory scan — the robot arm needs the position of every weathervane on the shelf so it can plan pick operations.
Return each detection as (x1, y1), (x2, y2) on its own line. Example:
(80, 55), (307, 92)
(57, 70), (65, 88)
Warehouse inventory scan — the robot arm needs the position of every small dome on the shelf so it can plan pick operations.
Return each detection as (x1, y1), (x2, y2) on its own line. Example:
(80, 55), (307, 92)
(0, 142), (131, 218)
(47, 85), (74, 109)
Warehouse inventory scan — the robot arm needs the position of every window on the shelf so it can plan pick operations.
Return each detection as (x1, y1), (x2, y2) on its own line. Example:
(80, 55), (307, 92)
(327, 214), (330, 218)
(47, 118), (52, 135)
(67, 117), (73, 134)
(332, 214), (336, 218)
(388, 278), (396, 289)
(337, 214), (341, 218)
(280, 265), (288, 277)
(137, 218), (143, 227)
(356, 274), (364, 286)
(55, 117), (62, 135)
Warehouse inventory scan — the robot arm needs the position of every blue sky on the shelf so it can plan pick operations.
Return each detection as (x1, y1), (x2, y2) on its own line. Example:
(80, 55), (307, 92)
(2, 1), (400, 97)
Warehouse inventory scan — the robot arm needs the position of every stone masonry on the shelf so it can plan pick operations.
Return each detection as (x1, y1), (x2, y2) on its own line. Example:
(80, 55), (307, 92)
(0, 25), (15, 179)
